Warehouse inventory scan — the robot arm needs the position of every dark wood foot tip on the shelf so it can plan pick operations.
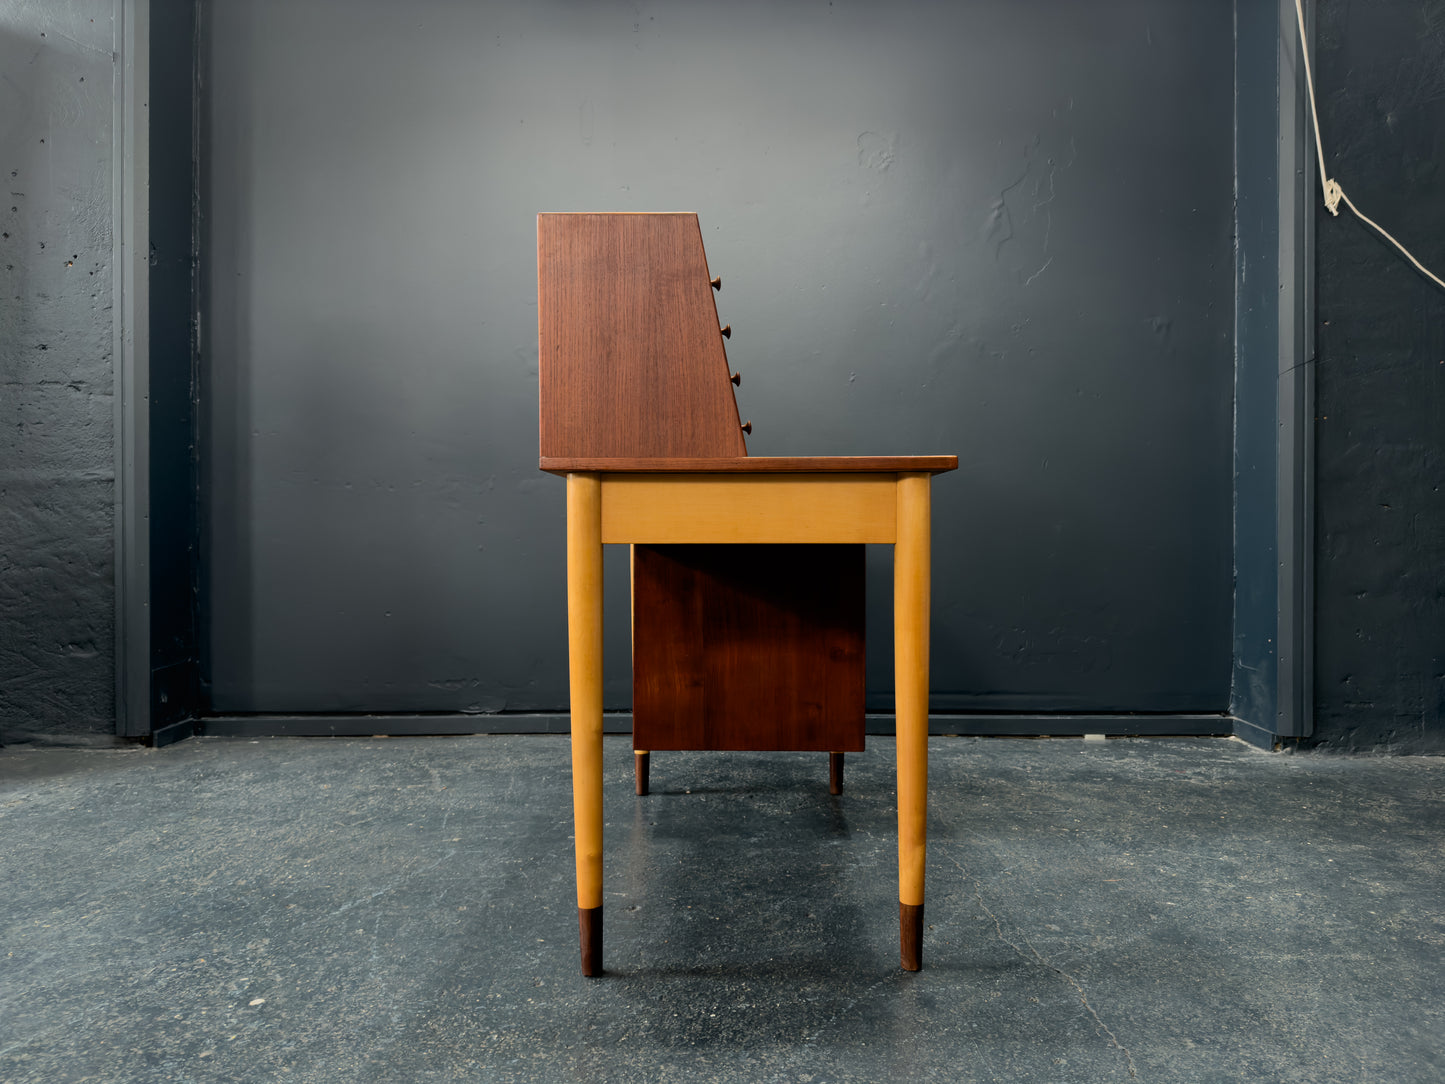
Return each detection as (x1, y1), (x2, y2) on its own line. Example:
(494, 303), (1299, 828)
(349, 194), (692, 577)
(829, 752), (844, 796)
(634, 752), (650, 796)
(900, 902), (924, 971)
(579, 906), (603, 976)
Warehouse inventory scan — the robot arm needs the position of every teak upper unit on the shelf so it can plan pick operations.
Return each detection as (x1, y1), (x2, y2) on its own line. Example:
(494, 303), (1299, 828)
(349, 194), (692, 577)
(538, 212), (957, 977)
(538, 212), (746, 459)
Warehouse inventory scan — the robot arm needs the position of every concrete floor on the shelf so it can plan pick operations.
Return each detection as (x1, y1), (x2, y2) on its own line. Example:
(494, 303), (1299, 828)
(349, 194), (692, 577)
(1, 735), (1442, 1083)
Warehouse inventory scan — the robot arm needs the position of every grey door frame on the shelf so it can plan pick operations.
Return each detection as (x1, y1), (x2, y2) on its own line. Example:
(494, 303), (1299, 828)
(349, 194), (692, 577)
(113, 0), (1314, 747)
(114, 0), (150, 738)
(1229, 0), (1316, 748)
(1275, 0), (1318, 745)
(114, 0), (201, 744)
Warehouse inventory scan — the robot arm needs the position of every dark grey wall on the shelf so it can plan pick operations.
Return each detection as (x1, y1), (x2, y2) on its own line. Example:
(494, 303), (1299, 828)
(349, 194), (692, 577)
(0, 3), (115, 742)
(199, 0), (1238, 718)
(1312, 1), (1445, 754)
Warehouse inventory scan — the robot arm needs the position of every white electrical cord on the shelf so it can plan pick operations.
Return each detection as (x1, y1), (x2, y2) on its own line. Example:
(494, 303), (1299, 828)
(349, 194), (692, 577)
(1294, 0), (1445, 292)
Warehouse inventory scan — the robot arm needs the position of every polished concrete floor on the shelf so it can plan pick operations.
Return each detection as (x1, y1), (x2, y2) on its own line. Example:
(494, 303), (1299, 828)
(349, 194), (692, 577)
(1, 734), (1442, 1083)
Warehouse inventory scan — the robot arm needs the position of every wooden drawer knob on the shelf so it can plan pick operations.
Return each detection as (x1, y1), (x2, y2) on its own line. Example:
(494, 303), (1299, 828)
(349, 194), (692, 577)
(740, 421), (752, 435)
(731, 371), (741, 386)
(720, 324), (731, 339)
(710, 276), (722, 291)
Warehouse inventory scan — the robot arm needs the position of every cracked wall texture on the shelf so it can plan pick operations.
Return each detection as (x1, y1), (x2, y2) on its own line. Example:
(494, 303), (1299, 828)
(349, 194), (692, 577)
(0, 2), (115, 739)
(1312, 0), (1445, 753)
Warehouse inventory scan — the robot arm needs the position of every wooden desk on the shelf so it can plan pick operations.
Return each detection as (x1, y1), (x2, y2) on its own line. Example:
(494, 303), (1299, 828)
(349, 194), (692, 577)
(538, 211), (955, 976)
(542, 456), (958, 975)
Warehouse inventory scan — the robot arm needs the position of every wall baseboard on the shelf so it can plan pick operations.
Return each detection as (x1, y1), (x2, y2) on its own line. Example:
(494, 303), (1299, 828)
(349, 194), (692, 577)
(151, 718), (199, 747)
(194, 712), (1230, 740)
(898, 714), (1230, 737)
(1231, 715), (1284, 751)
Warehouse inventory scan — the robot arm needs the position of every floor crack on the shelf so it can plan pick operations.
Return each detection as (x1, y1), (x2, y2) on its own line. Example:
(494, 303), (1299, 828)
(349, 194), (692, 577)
(949, 854), (1138, 1079)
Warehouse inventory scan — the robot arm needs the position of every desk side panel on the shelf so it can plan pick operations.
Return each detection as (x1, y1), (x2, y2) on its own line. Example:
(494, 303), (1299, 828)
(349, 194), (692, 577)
(538, 213), (746, 458)
(600, 474), (897, 544)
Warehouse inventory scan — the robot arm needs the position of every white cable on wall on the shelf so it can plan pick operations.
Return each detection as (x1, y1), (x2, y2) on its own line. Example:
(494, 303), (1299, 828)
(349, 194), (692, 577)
(1293, 0), (1445, 293)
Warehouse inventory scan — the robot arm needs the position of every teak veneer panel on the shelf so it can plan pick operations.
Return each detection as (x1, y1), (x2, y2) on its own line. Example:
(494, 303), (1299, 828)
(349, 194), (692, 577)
(632, 544), (865, 753)
(538, 213), (746, 459)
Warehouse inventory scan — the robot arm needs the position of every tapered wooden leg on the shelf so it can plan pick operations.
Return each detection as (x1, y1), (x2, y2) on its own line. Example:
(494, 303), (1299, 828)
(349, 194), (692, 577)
(894, 473), (931, 972)
(635, 751), (650, 796)
(829, 752), (845, 795)
(567, 473), (605, 977)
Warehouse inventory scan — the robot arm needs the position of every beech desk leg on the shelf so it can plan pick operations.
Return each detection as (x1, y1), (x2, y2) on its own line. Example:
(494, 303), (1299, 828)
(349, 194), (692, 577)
(566, 474), (605, 976)
(894, 473), (931, 971)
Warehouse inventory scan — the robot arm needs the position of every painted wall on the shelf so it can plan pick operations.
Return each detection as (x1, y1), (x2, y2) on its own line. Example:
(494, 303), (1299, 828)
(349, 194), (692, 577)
(200, 0), (1238, 718)
(0, 3), (115, 742)
(1312, 0), (1445, 753)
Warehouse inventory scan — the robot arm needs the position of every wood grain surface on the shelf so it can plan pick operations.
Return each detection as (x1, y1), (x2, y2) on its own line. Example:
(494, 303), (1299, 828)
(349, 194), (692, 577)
(599, 473), (898, 544)
(538, 213), (746, 458)
(632, 544), (866, 752)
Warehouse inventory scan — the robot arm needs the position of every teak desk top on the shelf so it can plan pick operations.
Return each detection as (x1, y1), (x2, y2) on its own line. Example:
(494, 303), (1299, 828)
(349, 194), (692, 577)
(541, 455), (958, 474)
